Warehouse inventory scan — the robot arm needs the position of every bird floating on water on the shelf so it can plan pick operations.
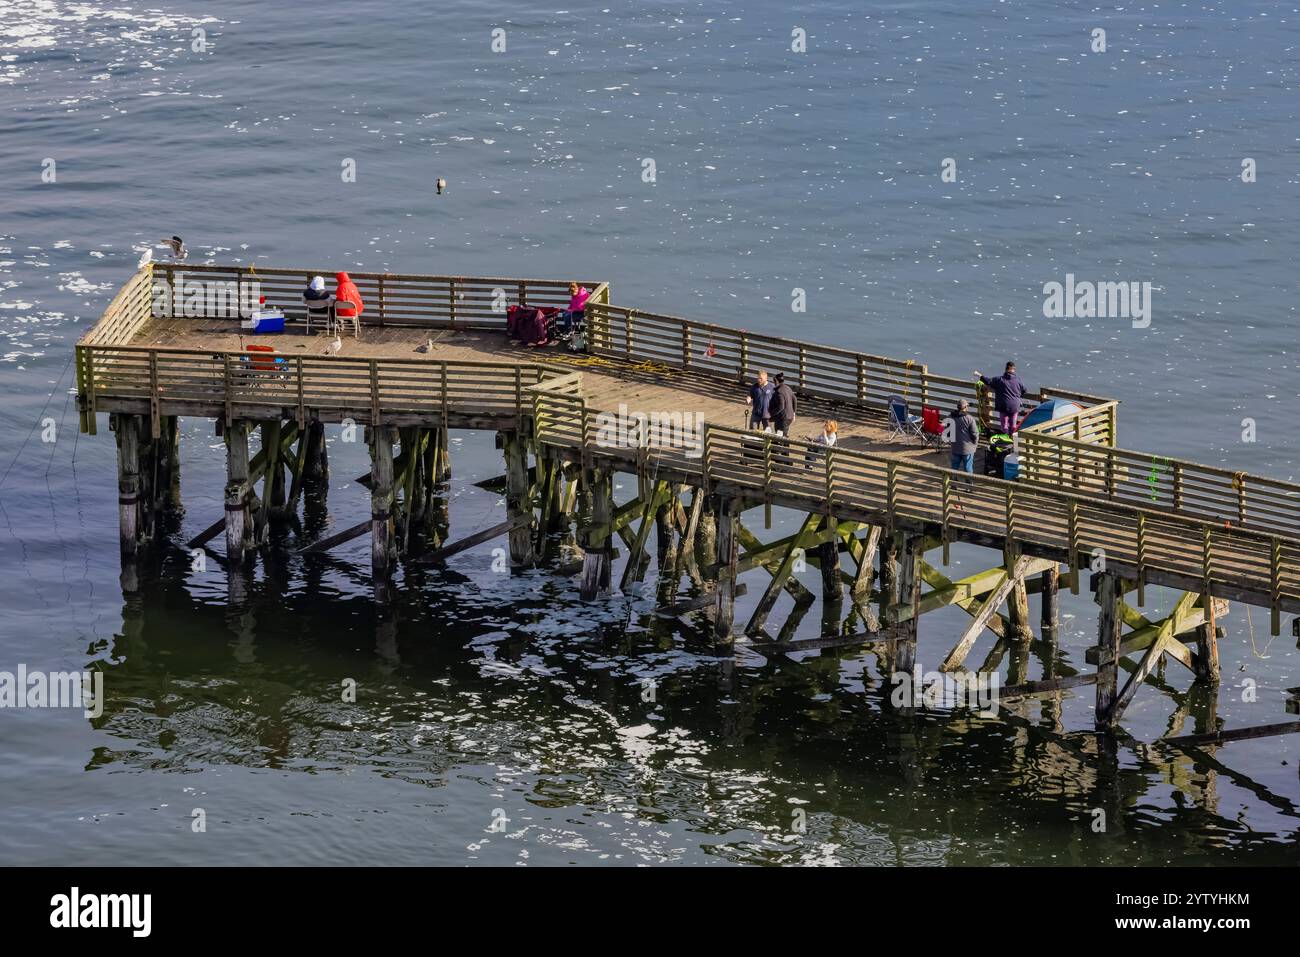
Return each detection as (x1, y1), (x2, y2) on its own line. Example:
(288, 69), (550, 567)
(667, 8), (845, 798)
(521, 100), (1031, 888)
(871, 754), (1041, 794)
(436, 177), (447, 195)
(159, 235), (187, 261)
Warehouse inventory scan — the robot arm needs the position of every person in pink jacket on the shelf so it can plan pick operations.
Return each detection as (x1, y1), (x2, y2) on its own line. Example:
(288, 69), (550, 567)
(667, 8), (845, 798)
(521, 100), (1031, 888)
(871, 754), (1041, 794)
(557, 282), (589, 339)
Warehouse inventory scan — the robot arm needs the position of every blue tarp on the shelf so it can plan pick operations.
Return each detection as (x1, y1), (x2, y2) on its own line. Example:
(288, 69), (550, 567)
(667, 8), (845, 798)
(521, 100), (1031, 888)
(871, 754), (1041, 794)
(1019, 398), (1082, 431)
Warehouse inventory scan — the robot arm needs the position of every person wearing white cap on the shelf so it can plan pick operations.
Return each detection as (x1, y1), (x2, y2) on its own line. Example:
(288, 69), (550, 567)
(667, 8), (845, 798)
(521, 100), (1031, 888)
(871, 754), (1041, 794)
(302, 275), (332, 333)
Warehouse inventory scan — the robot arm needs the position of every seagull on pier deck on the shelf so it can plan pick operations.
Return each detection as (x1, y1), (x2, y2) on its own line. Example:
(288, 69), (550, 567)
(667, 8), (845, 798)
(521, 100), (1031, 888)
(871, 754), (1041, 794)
(324, 334), (342, 356)
(159, 235), (188, 261)
(416, 337), (434, 353)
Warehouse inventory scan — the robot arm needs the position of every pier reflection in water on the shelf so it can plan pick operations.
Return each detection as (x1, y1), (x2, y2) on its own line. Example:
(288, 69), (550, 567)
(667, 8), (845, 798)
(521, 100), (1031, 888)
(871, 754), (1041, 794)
(88, 536), (1299, 866)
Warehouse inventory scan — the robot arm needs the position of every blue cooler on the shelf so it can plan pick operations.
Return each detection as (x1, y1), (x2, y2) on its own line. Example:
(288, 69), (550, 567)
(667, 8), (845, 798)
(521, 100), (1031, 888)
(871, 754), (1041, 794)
(243, 309), (285, 334)
(1003, 451), (1020, 481)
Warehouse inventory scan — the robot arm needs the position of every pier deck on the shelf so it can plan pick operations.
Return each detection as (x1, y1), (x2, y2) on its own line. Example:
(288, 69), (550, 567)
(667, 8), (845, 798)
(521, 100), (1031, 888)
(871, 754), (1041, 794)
(126, 317), (946, 462)
(74, 263), (1300, 741)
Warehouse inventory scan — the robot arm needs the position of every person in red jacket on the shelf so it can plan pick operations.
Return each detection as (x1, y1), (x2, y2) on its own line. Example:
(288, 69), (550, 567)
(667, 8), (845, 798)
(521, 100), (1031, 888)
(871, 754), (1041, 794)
(333, 271), (364, 325)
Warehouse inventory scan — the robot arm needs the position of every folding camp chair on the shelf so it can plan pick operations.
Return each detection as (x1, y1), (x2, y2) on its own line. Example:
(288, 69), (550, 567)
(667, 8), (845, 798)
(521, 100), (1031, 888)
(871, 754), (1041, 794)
(242, 344), (289, 389)
(329, 298), (361, 339)
(886, 395), (925, 444)
(920, 404), (944, 448)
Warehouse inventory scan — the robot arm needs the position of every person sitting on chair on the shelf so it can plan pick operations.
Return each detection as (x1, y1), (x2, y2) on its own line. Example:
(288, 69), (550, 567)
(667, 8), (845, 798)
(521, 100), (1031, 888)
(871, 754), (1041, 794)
(557, 282), (590, 339)
(333, 271), (365, 332)
(303, 275), (332, 328)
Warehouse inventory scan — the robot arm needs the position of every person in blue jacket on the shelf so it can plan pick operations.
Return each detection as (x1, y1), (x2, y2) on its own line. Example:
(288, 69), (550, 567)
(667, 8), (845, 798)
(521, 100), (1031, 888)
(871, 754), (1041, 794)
(975, 361), (1030, 433)
(745, 370), (774, 431)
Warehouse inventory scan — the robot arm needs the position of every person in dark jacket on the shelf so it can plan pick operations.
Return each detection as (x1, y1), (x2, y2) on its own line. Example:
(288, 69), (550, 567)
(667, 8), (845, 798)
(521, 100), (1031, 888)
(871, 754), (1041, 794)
(771, 372), (797, 436)
(975, 361), (1029, 433)
(745, 370), (774, 431)
(302, 275), (332, 329)
(947, 399), (979, 473)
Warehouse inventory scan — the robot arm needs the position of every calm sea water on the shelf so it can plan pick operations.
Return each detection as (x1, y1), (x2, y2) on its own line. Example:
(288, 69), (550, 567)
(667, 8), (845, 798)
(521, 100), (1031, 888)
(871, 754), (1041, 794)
(0, 0), (1297, 865)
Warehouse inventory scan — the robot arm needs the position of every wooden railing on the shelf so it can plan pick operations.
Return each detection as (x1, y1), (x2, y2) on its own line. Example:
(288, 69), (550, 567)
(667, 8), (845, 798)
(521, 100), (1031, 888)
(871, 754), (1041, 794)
(1019, 430), (1300, 538)
(585, 300), (1117, 439)
(526, 385), (1300, 625)
(1020, 399), (1118, 446)
(73, 333), (1300, 625)
(76, 266), (155, 431)
(147, 263), (607, 330)
(77, 344), (571, 436)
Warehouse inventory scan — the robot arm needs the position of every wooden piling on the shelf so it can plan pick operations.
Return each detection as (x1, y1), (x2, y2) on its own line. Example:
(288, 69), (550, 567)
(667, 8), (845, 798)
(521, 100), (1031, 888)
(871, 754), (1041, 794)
(580, 466), (613, 600)
(1040, 565), (1060, 639)
(303, 417), (328, 489)
(894, 533), (921, 673)
(502, 430), (535, 566)
(223, 420), (250, 564)
(879, 532), (899, 624)
(162, 414), (181, 510)
(369, 425), (396, 594)
(714, 496), (740, 643)
(113, 413), (141, 558)
(1195, 592), (1221, 684)
(695, 494), (717, 574)
(1095, 572), (1122, 729)
(1005, 544), (1033, 644)
(817, 517), (843, 603)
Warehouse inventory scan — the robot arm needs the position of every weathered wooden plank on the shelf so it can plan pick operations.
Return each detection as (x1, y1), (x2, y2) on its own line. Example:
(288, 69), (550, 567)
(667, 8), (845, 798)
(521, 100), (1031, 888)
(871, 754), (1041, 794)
(417, 514), (531, 566)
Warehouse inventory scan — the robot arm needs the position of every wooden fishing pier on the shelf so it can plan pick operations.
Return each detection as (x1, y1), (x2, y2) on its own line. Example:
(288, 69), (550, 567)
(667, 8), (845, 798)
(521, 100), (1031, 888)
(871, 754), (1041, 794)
(76, 263), (1300, 742)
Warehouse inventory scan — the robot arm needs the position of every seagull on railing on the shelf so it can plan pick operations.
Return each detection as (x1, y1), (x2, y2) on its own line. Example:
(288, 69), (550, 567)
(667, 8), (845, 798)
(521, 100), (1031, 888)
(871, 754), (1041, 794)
(137, 247), (153, 269)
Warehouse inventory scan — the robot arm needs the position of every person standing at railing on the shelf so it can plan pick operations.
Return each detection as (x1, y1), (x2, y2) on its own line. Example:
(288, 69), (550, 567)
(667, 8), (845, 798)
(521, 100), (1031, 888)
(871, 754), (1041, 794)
(772, 372), (797, 437)
(946, 399), (979, 474)
(974, 361), (1029, 433)
(745, 370), (774, 431)
(556, 282), (590, 340)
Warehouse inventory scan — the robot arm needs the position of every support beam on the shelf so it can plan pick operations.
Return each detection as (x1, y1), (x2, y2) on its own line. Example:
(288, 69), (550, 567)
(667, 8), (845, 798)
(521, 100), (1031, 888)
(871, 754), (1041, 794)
(939, 556), (1033, 672)
(418, 514), (531, 565)
(998, 673), (1098, 702)
(1111, 592), (1199, 721)
(745, 512), (822, 636)
(620, 480), (670, 590)
(848, 524), (881, 602)
(1165, 721), (1300, 747)
(297, 519), (370, 555)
